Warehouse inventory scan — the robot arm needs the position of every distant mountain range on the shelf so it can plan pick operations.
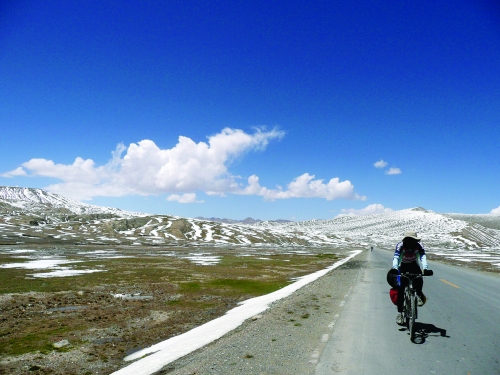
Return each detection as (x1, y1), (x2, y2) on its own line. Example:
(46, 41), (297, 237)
(195, 217), (292, 225)
(1, 186), (500, 250)
(0, 187), (289, 224)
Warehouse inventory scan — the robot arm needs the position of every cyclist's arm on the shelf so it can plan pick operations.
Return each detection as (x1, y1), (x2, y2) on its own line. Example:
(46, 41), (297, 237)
(418, 242), (428, 270)
(392, 242), (403, 269)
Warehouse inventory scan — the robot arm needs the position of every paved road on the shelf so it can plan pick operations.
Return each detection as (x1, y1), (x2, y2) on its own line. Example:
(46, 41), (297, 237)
(316, 249), (500, 374)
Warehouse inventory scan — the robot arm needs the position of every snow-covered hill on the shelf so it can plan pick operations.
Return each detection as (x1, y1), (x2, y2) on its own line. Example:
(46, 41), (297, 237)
(0, 186), (139, 217)
(255, 207), (500, 249)
(1, 186), (500, 254)
(444, 213), (500, 230)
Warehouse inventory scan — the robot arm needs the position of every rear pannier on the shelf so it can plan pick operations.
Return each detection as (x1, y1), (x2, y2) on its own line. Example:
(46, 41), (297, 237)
(389, 287), (398, 305)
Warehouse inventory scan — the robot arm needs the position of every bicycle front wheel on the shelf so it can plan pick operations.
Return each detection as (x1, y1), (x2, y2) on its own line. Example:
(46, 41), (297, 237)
(409, 294), (416, 341)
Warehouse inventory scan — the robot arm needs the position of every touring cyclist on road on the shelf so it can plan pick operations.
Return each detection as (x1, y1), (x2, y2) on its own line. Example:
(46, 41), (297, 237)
(389, 231), (432, 325)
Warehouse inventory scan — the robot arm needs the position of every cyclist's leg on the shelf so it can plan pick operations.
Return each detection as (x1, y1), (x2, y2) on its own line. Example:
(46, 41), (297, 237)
(397, 277), (408, 313)
(398, 264), (413, 312)
(414, 277), (423, 296)
(407, 262), (424, 296)
(396, 286), (405, 325)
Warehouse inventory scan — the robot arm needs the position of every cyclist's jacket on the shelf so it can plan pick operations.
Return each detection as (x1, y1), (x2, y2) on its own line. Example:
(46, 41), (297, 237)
(392, 241), (428, 270)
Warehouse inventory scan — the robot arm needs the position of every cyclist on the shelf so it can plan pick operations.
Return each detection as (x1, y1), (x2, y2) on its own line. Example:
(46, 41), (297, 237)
(389, 231), (432, 325)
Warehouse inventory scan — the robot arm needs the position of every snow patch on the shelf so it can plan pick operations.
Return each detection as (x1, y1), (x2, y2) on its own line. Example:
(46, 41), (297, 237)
(30, 268), (106, 278)
(185, 254), (221, 266)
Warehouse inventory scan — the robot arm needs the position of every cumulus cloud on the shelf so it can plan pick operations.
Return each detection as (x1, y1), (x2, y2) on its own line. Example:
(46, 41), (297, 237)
(491, 206), (500, 215)
(116, 128), (285, 195)
(42, 181), (130, 201)
(2, 127), (365, 203)
(1, 167), (27, 177)
(337, 203), (393, 217)
(385, 167), (402, 175)
(3, 128), (283, 200)
(20, 157), (104, 183)
(166, 193), (203, 204)
(237, 173), (366, 201)
(374, 160), (388, 168)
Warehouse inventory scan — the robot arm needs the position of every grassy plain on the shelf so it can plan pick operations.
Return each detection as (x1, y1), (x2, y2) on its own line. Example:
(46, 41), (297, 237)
(0, 244), (345, 374)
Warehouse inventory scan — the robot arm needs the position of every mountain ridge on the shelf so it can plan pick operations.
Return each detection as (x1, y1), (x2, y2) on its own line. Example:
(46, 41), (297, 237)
(1, 186), (500, 250)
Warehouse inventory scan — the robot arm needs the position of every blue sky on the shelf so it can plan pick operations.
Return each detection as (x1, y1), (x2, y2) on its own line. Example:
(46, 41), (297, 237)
(1, 0), (499, 220)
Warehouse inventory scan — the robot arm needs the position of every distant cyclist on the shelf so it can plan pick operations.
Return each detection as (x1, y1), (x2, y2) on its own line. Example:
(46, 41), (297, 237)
(388, 231), (432, 325)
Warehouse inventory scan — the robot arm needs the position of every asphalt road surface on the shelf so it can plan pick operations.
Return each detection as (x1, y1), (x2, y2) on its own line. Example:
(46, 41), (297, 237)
(315, 248), (500, 374)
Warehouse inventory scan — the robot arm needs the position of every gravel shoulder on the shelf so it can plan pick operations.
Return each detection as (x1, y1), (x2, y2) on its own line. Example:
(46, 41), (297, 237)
(152, 250), (368, 375)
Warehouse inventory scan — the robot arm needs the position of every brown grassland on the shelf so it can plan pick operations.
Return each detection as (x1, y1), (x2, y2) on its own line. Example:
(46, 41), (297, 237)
(0, 244), (345, 375)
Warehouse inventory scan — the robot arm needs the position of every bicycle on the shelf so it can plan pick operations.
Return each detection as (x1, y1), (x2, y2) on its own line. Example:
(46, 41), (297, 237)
(400, 271), (433, 341)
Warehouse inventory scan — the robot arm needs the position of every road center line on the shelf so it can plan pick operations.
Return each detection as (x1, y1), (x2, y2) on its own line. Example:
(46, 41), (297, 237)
(440, 279), (460, 288)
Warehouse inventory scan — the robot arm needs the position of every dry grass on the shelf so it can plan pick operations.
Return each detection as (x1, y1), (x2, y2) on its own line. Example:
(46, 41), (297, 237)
(0, 244), (345, 374)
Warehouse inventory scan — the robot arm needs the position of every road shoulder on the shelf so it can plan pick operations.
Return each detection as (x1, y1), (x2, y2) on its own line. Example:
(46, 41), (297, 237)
(155, 250), (368, 375)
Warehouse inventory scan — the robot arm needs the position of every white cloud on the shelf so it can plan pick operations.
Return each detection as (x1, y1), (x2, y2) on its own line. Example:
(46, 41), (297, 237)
(43, 181), (130, 201)
(237, 173), (366, 201)
(374, 160), (388, 168)
(491, 206), (500, 215)
(385, 167), (402, 175)
(2, 127), (365, 203)
(166, 193), (203, 204)
(3, 128), (283, 200)
(20, 157), (104, 183)
(337, 203), (393, 217)
(1, 167), (28, 177)
(373, 160), (402, 175)
(117, 128), (285, 195)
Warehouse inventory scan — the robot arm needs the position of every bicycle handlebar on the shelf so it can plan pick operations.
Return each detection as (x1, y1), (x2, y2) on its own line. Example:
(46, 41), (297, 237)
(400, 273), (423, 280)
(400, 273), (432, 279)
